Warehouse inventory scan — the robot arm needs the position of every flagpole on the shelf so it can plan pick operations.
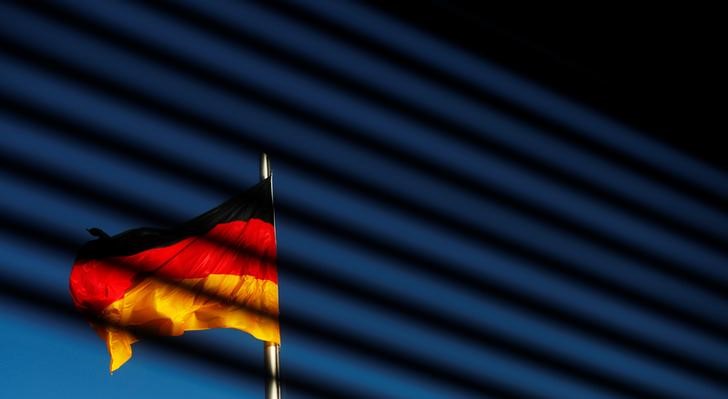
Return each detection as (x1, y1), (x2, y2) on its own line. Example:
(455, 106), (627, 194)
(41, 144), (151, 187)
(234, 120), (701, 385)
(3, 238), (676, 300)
(260, 153), (281, 399)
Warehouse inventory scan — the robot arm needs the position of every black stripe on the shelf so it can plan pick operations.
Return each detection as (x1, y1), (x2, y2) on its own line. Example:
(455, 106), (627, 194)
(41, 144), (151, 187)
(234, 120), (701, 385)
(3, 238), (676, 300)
(77, 177), (272, 259)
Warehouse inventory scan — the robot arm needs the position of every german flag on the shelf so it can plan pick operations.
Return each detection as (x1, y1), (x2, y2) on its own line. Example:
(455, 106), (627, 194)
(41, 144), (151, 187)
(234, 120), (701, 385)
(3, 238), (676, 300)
(69, 178), (279, 372)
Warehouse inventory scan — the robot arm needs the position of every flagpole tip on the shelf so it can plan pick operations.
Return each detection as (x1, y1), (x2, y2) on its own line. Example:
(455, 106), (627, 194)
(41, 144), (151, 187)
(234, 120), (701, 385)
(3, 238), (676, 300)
(260, 153), (271, 181)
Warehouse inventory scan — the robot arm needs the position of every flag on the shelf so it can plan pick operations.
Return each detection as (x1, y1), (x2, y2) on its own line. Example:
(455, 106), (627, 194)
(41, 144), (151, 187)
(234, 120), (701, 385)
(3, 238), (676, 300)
(69, 178), (279, 372)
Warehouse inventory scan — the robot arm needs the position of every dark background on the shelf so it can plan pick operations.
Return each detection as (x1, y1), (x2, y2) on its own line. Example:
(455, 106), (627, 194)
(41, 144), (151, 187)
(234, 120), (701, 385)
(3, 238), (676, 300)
(368, 1), (726, 172)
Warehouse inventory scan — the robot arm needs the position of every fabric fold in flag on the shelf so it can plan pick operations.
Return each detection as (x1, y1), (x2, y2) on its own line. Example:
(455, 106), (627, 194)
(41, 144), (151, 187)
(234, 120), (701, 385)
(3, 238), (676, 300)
(69, 178), (279, 372)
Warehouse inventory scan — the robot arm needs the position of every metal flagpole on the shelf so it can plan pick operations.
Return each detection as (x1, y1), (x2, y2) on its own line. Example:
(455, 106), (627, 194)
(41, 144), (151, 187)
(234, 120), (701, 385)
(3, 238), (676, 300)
(260, 153), (281, 399)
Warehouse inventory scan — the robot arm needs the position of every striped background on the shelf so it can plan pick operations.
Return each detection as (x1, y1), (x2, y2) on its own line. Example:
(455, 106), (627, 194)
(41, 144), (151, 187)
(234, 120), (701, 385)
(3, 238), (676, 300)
(1, 2), (726, 398)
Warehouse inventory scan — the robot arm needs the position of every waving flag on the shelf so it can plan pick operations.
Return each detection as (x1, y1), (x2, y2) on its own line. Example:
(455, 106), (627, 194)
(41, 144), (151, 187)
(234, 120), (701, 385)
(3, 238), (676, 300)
(69, 178), (279, 372)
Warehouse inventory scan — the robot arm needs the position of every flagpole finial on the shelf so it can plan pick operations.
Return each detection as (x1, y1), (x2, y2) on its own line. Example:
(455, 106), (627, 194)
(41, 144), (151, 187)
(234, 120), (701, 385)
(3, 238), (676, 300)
(260, 153), (271, 181)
